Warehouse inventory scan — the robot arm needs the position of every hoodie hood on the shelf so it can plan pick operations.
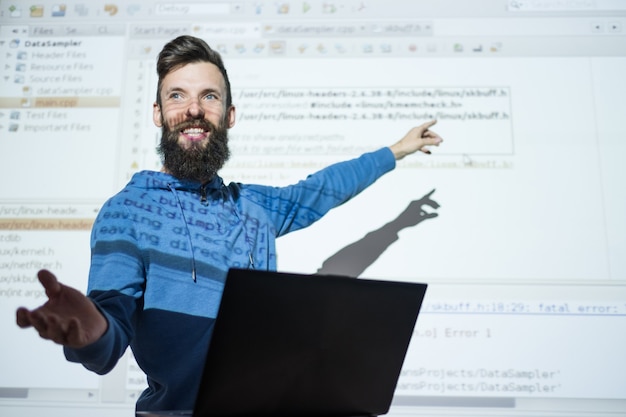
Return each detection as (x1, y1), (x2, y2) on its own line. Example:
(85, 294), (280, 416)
(130, 170), (225, 197)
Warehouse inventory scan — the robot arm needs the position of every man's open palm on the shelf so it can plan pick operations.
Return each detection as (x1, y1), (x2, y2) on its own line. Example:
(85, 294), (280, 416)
(16, 270), (107, 349)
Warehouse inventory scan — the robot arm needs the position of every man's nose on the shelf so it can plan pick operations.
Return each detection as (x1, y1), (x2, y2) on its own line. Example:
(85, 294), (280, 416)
(186, 99), (204, 119)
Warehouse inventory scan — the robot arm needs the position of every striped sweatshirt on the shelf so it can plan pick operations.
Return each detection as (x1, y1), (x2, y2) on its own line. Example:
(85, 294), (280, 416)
(64, 147), (396, 411)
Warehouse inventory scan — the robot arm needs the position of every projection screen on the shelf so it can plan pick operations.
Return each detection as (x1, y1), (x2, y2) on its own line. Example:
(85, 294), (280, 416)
(1, 0), (625, 416)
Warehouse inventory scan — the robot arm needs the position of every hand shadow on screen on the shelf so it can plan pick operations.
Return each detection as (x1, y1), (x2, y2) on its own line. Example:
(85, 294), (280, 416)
(316, 189), (440, 278)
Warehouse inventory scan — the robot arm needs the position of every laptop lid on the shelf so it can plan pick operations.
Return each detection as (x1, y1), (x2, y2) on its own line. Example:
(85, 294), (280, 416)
(189, 268), (428, 417)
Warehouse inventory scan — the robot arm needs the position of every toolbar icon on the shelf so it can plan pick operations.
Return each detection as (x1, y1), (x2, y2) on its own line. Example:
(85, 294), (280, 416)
(30, 5), (44, 17)
(104, 4), (118, 16)
(8, 5), (22, 17)
(276, 3), (289, 14)
(51, 4), (67, 17)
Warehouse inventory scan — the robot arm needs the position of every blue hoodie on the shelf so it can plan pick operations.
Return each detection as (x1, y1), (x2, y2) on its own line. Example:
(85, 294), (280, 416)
(64, 147), (396, 411)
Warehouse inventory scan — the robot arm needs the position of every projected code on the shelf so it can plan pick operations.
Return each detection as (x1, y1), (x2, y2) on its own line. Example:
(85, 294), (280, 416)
(0, 204), (96, 301)
(397, 367), (562, 395)
(421, 300), (626, 316)
(231, 86), (513, 156)
(237, 87), (509, 121)
(396, 294), (626, 399)
(0, 235), (62, 300)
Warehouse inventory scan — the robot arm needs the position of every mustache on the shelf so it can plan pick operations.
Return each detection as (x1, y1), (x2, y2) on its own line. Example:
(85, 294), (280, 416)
(166, 117), (216, 133)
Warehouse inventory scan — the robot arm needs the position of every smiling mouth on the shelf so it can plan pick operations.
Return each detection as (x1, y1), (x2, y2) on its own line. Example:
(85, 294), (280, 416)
(180, 126), (209, 141)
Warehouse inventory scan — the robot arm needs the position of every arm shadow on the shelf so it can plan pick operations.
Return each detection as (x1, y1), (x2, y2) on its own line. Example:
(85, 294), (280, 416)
(316, 189), (440, 278)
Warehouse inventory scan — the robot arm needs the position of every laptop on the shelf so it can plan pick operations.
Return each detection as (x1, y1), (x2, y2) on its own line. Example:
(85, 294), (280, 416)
(137, 268), (427, 417)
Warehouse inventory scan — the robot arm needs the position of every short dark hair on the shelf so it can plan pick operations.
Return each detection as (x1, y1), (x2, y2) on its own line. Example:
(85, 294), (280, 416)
(155, 35), (232, 109)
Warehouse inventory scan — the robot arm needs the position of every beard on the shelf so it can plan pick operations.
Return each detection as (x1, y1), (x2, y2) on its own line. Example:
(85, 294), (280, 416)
(157, 117), (230, 182)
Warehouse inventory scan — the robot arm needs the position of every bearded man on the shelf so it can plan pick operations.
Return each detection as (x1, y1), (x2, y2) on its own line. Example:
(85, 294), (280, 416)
(16, 35), (443, 413)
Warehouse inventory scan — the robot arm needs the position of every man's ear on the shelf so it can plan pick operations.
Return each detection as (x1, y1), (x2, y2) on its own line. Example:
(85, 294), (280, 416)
(153, 102), (163, 127)
(226, 105), (236, 128)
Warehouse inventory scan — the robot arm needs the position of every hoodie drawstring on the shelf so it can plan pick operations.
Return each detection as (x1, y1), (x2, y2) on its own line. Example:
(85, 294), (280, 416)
(168, 184), (198, 282)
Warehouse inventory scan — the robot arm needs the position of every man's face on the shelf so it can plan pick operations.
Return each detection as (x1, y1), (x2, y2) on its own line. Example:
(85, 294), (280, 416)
(153, 62), (236, 181)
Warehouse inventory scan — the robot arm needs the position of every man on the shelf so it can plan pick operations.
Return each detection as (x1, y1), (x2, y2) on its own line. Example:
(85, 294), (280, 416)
(16, 35), (442, 412)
